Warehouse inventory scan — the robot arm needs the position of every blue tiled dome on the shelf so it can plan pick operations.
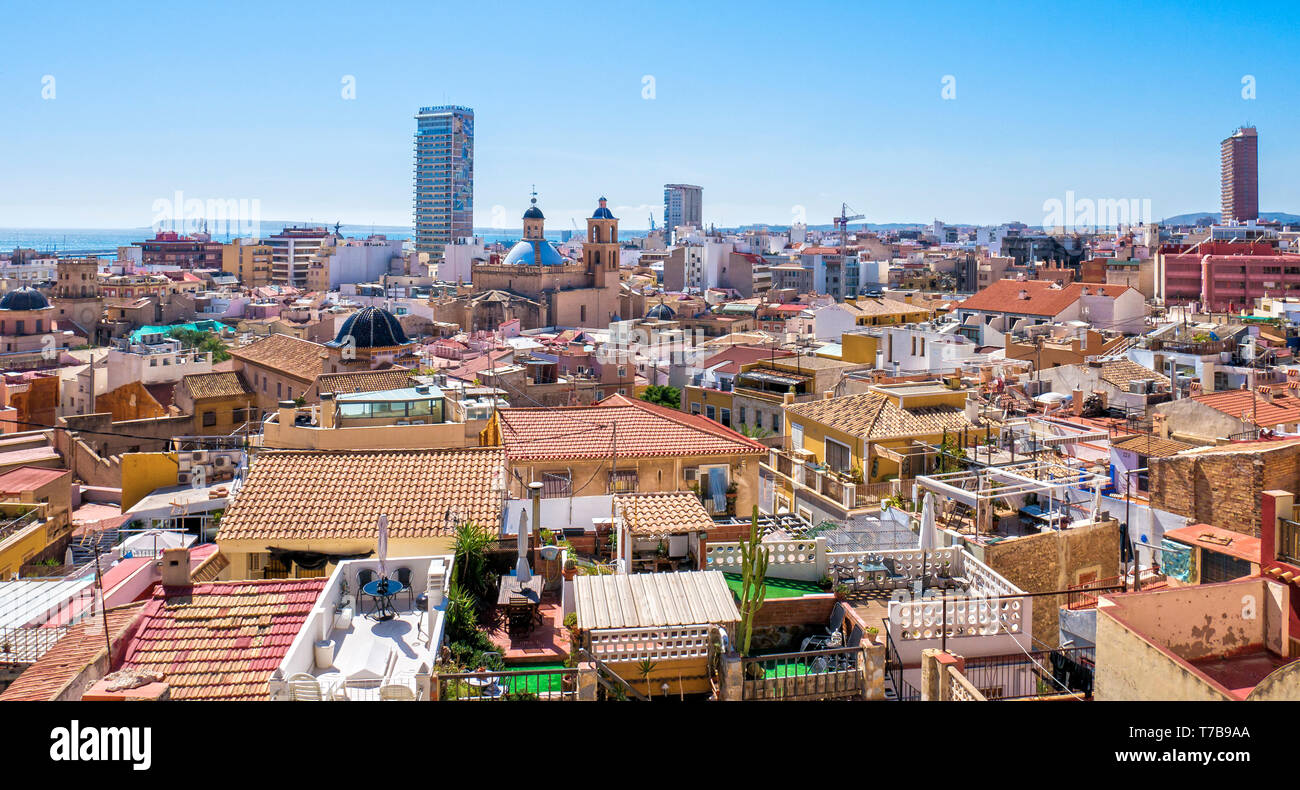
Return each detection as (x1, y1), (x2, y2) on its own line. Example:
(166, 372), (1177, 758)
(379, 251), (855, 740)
(502, 239), (568, 266)
(523, 205), (545, 220)
(0, 287), (50, 311)
(592, 197), (615, 219)
(329, 305), (409, 348)
(645, 301), (676, 320)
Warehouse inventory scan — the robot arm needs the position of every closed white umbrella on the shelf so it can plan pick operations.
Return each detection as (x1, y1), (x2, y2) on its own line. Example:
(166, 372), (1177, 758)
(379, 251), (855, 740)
(919, 491), (937, 593)
(377, 514), (389, 580)
(516, 507), (532, 584)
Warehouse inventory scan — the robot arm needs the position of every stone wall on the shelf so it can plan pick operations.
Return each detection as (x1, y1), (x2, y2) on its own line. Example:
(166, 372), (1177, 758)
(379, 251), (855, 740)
(1149, 442), (1300, 535)
(979, 519), (1120, 649)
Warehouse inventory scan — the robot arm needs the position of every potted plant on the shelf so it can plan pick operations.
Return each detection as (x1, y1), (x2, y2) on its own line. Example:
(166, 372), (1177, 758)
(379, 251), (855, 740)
(817, 574), (833, 591)
(656, 539), (668, 557)
(865, 626), (880, 644)
(834, 584), (851, 601)
(562, 558), (577, 581)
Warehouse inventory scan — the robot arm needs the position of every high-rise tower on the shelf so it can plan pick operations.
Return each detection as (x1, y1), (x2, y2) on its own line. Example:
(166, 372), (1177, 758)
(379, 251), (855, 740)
(1220, 126), (1258, 223)
(414, 105), (474, 260)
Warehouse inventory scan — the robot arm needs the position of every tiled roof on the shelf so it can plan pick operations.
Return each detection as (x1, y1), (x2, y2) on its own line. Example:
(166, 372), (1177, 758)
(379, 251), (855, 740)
(315, 368), (411, 395)
(0, 604), (145, 701)
(495, 394), (766, 461)
(700, 345), (793, 376)
(182, 371), (252, 401)
(116, 579), (327, 701)
(1110, 434), (1196, 457)
(843, 297), (922, 316)
(1189, 390), (1300, 427)
(216, 448), (506, 542)
(1098, 359), (1167, 389)
(786, 391), (974, 439)
(190, 549), (230, 582)
(615, 492), (714, 536)
(0, 466), (69, 492)
(229, 333), (325, 383)
(958, 280), (1134, 317)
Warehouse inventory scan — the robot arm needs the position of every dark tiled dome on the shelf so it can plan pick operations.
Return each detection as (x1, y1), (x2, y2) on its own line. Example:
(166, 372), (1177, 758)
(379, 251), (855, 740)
(523, 205), (545, 220)
(0, 287), (50, 311)
(645, 301), (676, 320)
(330, 306), (410, 349)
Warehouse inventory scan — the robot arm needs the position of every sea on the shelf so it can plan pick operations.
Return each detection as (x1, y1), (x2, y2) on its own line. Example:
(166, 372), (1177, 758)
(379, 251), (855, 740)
(0, 224), (649, 257)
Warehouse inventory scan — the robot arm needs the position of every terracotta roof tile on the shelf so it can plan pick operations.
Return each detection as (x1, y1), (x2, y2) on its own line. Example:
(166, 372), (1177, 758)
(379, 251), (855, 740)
(315, 368), (412, 395)
(495, 394), (766, 461)
(1098, 359), (1168, 389)
(0, 604), (146, 701)
(229, 334), (325, 383)
(1109, 434), (1196, 457)
(786, 391), (974, 439)
(615, 492), (714, 536)
(182, 371), (252, 401)
(216, 448), (506, 542)
(1186, 389), (1300, 428)
(115, 579), (326, 701)
(958, 280), (1135, 317)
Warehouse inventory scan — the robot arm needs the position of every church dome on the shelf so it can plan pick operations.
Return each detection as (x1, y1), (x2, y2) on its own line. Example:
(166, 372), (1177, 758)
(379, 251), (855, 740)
(523, 205), (545, 220)
(592, 197), (615, 220)
(645, 301), (676, 320)
(0, 287), (50, 311)
(502, 239), (568, 266)
(330, 305), (410, 348)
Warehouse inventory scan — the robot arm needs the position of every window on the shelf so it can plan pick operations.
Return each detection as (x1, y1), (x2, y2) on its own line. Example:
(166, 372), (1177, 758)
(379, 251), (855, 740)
(825, 437), (851, 473)
(202, 411), (216, 427)
(608, 469), (638, 494)
(706, 405), (716, 420)
(691, 402), (702, 415)
(792, 423), (804, 450)
(1201, 550), (1252, 584)
(540, 471), (572, 499)
(720, 408), (731, 427)
(277, 382), (282, 398)
(772, 412), (782, 432)
(739, 406), (747, 426)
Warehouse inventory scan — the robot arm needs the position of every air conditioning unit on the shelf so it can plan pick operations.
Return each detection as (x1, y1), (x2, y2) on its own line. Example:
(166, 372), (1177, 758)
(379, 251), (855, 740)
(213, 456), (230, 468)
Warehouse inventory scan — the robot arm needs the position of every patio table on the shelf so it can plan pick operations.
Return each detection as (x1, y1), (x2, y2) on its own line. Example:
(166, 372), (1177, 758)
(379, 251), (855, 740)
(466, 675), (505, 698)
(497, 574), (545, 606)
(362, 578), (406, 622)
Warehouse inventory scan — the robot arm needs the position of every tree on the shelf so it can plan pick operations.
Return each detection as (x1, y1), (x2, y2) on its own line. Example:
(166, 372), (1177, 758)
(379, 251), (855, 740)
(737, 505), (770, 657)
(171, 328), (231, 362)
(638, 385), (682, 410)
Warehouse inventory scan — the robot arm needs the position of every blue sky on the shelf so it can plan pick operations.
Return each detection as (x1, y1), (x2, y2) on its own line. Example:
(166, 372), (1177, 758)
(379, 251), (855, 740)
(3, 0), (1298, 230)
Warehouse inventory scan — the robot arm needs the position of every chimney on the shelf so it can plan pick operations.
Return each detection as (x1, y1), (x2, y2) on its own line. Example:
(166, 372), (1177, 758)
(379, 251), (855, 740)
(159, 546), (191, 588)
(1071, 389), (1083, 416)
(1152, 412), (1169, 439)
(277, 399), (296, 428)
(783, 391), (796, 406)
(319, 391), (337, 428)
(823, 390), (834, 400)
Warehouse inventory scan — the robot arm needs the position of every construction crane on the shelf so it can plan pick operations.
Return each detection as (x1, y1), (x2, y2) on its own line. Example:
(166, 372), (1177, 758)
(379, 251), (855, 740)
(833, 202), (865, 251)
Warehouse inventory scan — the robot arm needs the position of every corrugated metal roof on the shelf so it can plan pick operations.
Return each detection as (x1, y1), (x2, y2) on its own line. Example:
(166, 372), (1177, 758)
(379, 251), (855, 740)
(574, 571), (740, 631)
(0, 579), (94, 630)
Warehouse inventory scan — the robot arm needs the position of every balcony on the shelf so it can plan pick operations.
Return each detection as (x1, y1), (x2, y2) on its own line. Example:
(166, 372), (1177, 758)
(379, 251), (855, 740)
(1280, 519), (1300, 565)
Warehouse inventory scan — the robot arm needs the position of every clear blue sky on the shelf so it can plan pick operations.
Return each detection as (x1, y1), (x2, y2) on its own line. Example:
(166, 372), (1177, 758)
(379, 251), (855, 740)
(3, 0), (1298, 230)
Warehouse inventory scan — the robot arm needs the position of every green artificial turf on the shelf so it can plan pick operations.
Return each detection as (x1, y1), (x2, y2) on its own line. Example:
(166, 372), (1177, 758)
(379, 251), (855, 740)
(722, 572), (826, 600)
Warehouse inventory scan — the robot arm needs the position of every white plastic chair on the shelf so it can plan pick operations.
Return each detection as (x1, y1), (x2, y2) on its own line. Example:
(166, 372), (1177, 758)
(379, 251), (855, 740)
(287, 672), (322, 701)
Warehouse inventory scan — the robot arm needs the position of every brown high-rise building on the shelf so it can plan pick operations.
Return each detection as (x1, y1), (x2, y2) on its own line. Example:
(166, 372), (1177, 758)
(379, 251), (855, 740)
(1220, 126), (1258, 223)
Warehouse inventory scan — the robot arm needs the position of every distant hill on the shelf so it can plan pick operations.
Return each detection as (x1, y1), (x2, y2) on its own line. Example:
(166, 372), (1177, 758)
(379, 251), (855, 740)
(1159, 211), (1300, 225)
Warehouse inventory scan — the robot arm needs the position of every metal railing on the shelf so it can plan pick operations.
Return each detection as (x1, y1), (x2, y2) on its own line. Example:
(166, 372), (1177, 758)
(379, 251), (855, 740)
(959, 646), (1095, 700)
(0, 510), (41, 543)
(741, 645), (864, 700)
(1065, 575), (1124, 610)
(1280, 519), (1300, 565)
(436, 667), (579, 701)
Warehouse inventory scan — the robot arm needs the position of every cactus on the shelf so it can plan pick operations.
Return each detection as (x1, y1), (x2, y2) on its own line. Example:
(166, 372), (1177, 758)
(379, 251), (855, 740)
(738, 504), (770, 657)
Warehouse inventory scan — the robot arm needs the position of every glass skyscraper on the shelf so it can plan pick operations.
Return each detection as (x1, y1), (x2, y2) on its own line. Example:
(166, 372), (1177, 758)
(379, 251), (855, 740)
(414, 105), (474, 260)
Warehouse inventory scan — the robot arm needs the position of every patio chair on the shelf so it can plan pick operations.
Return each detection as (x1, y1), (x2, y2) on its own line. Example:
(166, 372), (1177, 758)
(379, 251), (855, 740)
(379, 683), (416, 701)
(393, 566), (414, 609)
(286, 672), (322, 701)
(507, 597), (535, 635)
(356, 569), (376, 614)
